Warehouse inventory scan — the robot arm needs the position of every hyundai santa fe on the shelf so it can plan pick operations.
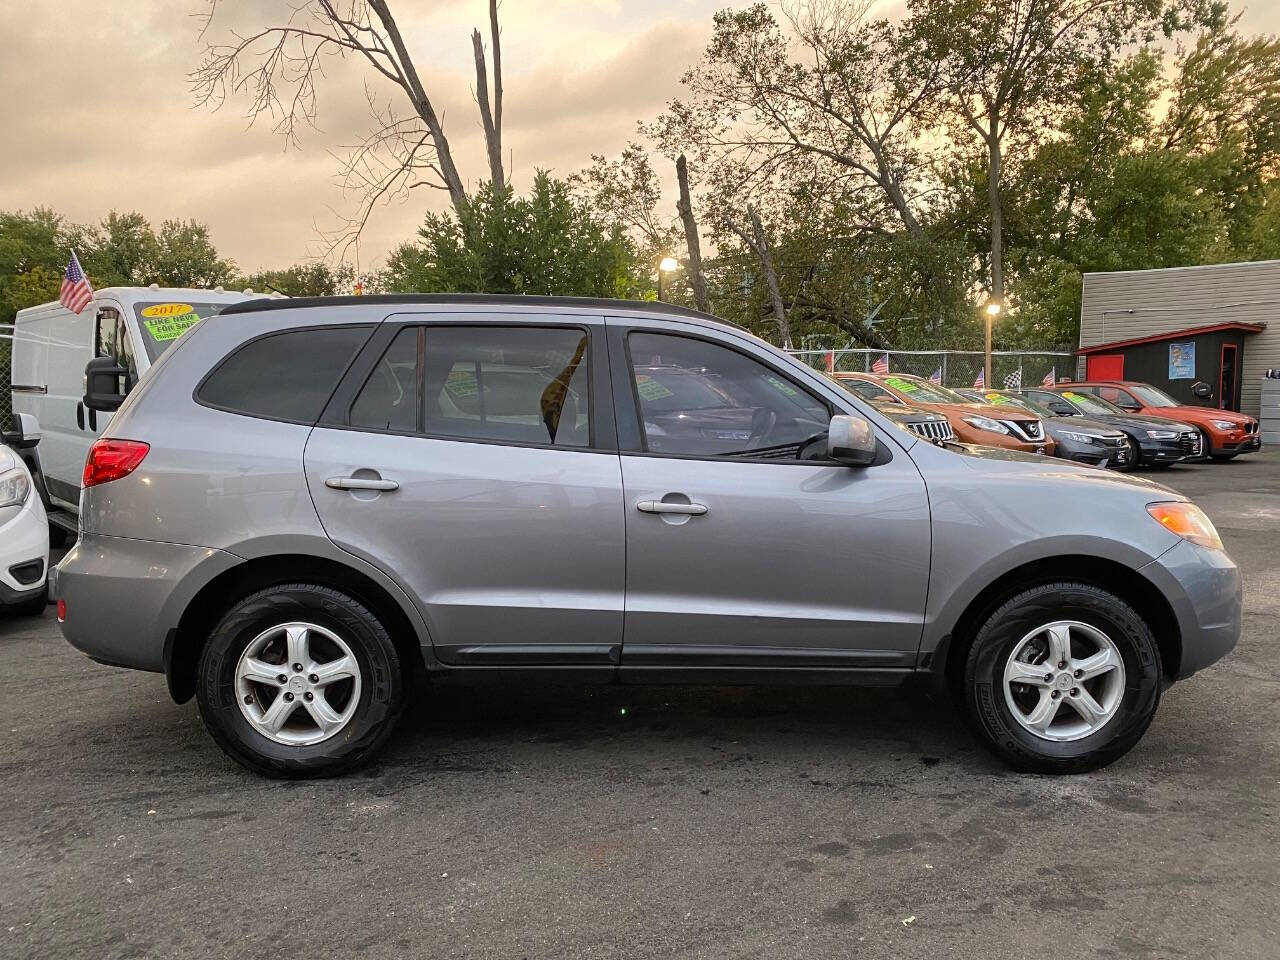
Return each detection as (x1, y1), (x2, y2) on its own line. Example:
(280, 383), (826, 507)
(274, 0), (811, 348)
(53, 295), (1241, 778)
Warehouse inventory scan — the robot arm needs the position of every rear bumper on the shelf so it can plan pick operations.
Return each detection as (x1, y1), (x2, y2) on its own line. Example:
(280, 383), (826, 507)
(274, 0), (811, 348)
(55, 533), (239, 672)
(1142, 540), (1242, 680)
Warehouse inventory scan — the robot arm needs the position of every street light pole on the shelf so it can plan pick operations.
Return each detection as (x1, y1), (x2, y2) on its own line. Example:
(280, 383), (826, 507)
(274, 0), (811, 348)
(984, 300), (1001, 386)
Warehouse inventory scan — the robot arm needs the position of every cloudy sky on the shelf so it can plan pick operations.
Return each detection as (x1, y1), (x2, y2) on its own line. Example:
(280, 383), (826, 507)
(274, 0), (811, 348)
(2, 1), (1277, 273)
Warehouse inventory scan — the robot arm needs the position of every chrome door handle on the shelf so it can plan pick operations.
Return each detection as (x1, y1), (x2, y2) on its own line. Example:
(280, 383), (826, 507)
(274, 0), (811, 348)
(326, 477), (399, 492)
(636, 499), (707, 516)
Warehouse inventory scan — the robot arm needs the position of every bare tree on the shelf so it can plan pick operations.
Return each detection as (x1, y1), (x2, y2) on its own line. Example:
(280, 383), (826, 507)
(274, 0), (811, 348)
(675, 155), (711, 313)
(192, 0), (506, 253)
(726, 205), (793, 348)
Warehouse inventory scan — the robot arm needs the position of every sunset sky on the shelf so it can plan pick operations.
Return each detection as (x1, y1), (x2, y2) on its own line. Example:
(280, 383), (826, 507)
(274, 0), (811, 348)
(2, 0), (1277, 273)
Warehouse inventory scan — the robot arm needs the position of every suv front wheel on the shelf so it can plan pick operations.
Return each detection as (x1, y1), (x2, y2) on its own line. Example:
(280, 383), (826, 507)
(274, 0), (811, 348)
(196, 584), (405, 778)
(960, 582), (1162, 774)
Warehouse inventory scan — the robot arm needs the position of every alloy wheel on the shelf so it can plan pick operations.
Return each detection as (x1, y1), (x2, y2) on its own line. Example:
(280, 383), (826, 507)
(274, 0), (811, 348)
(1002, 620), (1126, 742)
(234, 622), (363, 745)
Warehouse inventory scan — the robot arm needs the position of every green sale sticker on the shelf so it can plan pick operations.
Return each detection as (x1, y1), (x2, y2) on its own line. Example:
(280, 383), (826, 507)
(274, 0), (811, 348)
(143, 315), (201, 342)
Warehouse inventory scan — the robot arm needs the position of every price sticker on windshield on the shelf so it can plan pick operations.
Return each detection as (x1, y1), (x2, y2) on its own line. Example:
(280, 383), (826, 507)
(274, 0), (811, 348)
(141, 303), (200, 342)
(635, 375), (674, 401)
(885, 376), (919, 393)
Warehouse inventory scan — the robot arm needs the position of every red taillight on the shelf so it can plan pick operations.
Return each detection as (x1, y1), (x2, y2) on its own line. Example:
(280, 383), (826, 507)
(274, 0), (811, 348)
(56, 598), (67, 622)
(82, 439), (150, 488)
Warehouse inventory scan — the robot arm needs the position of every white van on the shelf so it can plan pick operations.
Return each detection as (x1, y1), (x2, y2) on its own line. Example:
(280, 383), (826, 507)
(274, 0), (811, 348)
(9, 287), (265, 538)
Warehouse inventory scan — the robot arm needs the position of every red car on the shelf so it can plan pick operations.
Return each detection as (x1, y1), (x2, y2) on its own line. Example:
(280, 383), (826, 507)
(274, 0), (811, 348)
(1053, 381), (1261, 460)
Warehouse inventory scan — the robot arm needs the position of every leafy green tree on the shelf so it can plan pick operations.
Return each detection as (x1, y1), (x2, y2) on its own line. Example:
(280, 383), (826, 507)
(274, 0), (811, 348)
(238, 262), (358, 297)
(383, 173), (645, 298)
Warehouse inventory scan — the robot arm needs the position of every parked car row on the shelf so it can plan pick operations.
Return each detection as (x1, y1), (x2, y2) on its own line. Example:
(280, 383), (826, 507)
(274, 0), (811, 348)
(826, 370), (1261, 471)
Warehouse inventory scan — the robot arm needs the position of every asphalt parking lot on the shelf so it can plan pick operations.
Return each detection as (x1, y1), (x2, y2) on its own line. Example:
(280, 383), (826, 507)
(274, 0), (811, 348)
(3, 452), (1278, 960)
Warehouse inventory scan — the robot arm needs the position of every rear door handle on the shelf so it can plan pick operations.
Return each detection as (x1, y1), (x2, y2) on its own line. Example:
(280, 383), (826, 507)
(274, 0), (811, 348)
(636, 499), (708, 516)
(325, 477), (400, 492)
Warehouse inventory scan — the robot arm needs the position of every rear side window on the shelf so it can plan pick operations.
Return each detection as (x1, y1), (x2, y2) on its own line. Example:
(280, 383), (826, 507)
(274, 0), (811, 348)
(422, 326), (591, 448)
(198, 326), (370, 424)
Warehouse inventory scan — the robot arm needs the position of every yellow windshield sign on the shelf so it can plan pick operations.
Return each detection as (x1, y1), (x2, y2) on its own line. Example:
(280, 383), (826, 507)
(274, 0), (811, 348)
(140, 303), (194, 319)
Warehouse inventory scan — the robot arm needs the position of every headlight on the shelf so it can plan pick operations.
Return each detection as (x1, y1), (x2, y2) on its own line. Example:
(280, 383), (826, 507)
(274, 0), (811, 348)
(1210, 419), (1237, 431)
(0, 467), (31, 508)
(963, 415), (1011, 435)
(1146, 429), (1179, 439)
(1059, 431), (1096, 444)
(1147, 502), (1223, 550)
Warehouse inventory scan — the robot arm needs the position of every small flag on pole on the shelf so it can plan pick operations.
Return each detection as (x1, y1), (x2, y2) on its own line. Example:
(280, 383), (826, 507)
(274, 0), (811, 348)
(973, 368), (985, 389)
(929, 366), (942, 385)
(1042, 367), (1056, 387)
(825, 351), (835, 374)
(872, 353), (889, 373)
(1003, 369), (1022, 390)
(59, 251), (94, 315)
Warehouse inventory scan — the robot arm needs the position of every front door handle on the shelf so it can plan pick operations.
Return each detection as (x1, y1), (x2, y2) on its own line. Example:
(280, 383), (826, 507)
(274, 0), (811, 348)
(326, 476), (400, 492)
(636, 499), (708, 516)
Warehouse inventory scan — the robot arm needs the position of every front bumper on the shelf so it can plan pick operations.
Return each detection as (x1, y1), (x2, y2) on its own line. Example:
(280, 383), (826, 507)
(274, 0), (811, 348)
(56, 533), (240, 672)
(1212, 433), (1262, 456)
(1134, 434), (1197, 465)
(0, 488), (49, 608)
(1142, 539), (1242, 679)
(1055, 436), (1131, 468)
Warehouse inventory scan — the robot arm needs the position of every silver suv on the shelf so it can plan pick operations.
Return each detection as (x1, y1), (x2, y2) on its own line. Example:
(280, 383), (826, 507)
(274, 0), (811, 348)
(54, 296), (1241, 777)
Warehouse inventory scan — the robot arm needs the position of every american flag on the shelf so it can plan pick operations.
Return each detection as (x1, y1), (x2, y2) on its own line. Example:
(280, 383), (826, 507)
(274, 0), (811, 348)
(59, 251), (94, 314)
(973, 368), (985, 389)
(824, 351), (835, 374)
(872, 353), (889, 373)
(1004, 369), (1022, 390)
(929, 366), (942, 384)
(1042, 367), (1056, 387)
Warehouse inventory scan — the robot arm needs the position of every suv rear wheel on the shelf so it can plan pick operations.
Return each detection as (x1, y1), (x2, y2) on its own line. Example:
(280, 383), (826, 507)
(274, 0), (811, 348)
(960, 582), (1162, 774)
(196, 584), (405, 778)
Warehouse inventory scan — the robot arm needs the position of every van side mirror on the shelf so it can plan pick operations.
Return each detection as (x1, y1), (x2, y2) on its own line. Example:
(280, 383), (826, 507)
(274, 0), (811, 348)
(827, 414), (877, 466)
(84, 356), (128, 412)
(2, 413), (41, 450)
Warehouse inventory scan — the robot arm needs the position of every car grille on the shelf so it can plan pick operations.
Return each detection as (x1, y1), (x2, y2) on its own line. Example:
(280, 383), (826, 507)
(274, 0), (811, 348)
(908, 419), (955, 443)
(1246, 420), (1258, 434)
(1180, 431), (1203, 456)
(1004, 419), (1044, 443)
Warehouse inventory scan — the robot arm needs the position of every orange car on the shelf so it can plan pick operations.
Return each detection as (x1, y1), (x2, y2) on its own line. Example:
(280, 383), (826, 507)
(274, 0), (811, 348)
(834, 372), (1055, 455)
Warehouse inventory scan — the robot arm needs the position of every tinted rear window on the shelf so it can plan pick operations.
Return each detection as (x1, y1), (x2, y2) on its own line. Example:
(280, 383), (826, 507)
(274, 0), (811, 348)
(198, 326), (371, 423)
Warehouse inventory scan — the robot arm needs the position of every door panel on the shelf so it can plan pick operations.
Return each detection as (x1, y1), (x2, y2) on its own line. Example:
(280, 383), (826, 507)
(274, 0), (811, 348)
(305, 316), (624, 666)
(611, 324), (932, 668)
(306, 429), (625, 663)
(620, 455), (931, 665)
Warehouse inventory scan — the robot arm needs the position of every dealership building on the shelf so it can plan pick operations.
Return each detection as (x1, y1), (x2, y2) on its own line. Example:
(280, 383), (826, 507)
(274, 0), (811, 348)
(1078, 260), (1280, 421)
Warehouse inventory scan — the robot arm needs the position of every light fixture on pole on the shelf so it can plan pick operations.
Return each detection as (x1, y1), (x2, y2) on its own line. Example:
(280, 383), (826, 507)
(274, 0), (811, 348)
(983, 299), (1002, 389)
(657, 256), (678, 301)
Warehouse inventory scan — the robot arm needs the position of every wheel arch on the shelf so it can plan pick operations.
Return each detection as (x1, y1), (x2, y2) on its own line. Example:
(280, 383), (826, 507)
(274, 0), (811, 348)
(933, 555), (1182, 692)
(165, 553), (429, 704)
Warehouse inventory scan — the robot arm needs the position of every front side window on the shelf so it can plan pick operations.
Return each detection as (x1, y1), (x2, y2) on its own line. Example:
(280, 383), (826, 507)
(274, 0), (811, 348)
(423, 326), (591, 447)
(198, 326), (371, 423)
(95, 309), (138, 383)
(1095, 386), (1141, 408)
(627, 332), (830, 459)
(836, 377), (900, 404)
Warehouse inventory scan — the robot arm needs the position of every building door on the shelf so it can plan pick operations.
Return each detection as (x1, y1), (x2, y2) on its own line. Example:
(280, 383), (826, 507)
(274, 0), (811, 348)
(1219, 344), (1239, 411)
(1086, 354), (1125, 380)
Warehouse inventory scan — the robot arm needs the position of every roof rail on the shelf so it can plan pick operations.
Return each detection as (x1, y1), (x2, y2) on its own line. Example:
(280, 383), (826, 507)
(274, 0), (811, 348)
(218, 292), (729, 325)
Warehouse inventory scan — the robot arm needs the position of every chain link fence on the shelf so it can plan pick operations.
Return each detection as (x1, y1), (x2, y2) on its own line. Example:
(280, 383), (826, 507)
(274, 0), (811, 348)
(788, 348), (1077, 391)
(0, 327), (12, 428)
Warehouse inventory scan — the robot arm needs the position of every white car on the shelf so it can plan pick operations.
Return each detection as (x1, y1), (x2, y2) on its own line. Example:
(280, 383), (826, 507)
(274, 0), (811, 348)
(0, 415), (50, 616)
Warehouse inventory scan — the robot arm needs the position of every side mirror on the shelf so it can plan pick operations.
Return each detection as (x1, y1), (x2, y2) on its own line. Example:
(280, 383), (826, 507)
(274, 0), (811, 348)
(1192, 381), (1213, 400)
(1115, 399), (1141, 411)
(827, 414), (877, 466)
(83, 356), (128, 412)
(2, 413), (41, 449)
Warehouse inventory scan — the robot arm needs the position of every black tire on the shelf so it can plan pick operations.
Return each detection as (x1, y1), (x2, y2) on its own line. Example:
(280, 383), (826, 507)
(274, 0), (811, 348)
(196, 584), (405, 778)
(960, 582), (1162, 774)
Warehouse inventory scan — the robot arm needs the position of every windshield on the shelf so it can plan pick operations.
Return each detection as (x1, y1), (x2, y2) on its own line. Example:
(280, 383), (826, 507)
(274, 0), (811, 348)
(980, 391), (1036, 414)
(133, 301), (232, 361)
(1000, 394), (1052, 417)
(1057, 390), (1124, 416)
(881, 375), (967, 404)
(1130, 384), (1180, 407)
